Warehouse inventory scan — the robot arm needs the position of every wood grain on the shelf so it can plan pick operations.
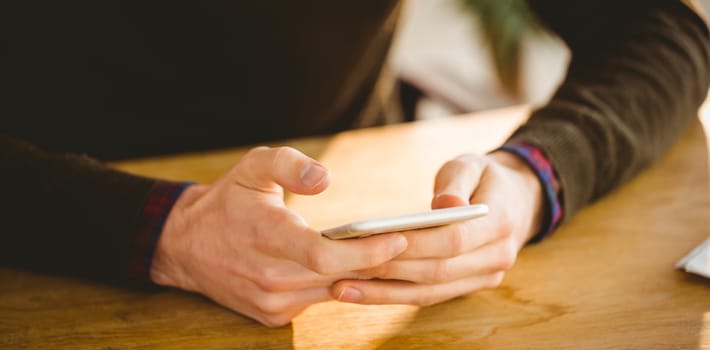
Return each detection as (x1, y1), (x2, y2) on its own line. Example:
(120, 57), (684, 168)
(1, 104), (708, 349)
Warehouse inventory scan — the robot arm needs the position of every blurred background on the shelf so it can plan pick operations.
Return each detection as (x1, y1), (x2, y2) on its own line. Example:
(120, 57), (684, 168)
(391, 0), (710, 120)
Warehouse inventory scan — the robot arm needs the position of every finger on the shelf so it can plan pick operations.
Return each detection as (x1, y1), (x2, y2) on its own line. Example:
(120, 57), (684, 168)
(431, 193), (468, 209)
(358, 241), (518, 284)
(237, 249), (368, 292)
(250, 287), (332, 326)
(395, 216), (500, 259)
(331, 272), (505, 306)
(233, 146), (330, 195)
(432, 155), (487, 209)
(258, 212), (409, 275)
(189, 250), (334, 327)
(213, 281), (332, 328)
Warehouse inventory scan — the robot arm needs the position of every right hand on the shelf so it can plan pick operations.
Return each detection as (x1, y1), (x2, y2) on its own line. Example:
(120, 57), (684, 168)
(149, 146), (408, 327)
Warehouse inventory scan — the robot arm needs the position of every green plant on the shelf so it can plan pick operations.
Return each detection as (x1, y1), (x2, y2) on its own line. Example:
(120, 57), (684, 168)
(459, 0), (543, 97)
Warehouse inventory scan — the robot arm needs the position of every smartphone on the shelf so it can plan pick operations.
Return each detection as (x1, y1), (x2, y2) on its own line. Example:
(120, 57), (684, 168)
(321, 204), (489, 240)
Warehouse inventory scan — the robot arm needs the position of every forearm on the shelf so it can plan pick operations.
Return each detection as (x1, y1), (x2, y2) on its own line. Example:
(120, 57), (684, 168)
(0, 136), (163, 284)
(511, 0), (710, 219)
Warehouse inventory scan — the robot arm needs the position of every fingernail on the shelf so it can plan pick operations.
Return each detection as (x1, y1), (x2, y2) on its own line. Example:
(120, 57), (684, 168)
(432, 193), (468, 208)
(434, 193), (465, 201)
(300, 163), (328, 188)
(337, 287), (363, 303)
(390, 236), (408, 256)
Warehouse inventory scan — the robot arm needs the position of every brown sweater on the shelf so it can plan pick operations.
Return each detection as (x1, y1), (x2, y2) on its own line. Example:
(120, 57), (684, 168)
(2, 0), (709, 283)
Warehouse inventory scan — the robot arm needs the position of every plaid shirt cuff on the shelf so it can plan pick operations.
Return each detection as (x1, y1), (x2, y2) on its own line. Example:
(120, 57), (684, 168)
(496, 142), (563, 243)
(127, 181), (193, 284)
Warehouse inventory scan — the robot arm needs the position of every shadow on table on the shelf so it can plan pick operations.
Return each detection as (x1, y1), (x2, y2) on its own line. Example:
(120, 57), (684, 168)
(0, 267), (296, 349)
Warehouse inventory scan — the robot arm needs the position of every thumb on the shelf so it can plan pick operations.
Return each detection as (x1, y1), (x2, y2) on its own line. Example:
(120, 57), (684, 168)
(232, 146), (330, 195)
(432, 155), (485, 209)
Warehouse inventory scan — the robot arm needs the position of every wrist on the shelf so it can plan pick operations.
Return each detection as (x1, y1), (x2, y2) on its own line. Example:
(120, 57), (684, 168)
(150, 184), (209, 290)
(489, 151), (545, 243)
(128, 181), (193, 284)
(495, 142), (563, 243)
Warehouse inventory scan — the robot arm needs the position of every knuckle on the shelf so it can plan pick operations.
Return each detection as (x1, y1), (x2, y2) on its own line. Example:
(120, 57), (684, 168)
(272, 146), (300, 163)
(251, 145), (272, 154)
(306, 246), (334, 275)
(496, 242), (518, 271)
(495, 217), (514, 240)
(364, 263), (389, 279)
(438, 160), (458, 174)
(254, 266), (289, 293)
(430, 260), (452, 283)
(254, 294), (289, 315)
(368, 244), (391, 267)
(233, 146), (273, 184)
(260, 313), (294, 328)
(344, 242), (388, 273)
(270, 207), (300, 225)
(242, 146), (270, 164)
(445, 226), (466, 257)
(485, 272), (505, 289)
(444, 158), (477, 174)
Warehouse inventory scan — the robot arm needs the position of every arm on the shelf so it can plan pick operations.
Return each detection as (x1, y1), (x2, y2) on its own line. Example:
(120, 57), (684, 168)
(1, 136), (409, 327)
(330, 0), (710, 305)
(513, 0), (710, 219)
(0, 136), (160, 283)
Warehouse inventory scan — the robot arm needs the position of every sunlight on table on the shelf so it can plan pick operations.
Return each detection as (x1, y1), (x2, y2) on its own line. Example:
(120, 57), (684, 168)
(702, 311), (710, 350)
(702, 92), (710, 134)
(700, 92), (710, 350)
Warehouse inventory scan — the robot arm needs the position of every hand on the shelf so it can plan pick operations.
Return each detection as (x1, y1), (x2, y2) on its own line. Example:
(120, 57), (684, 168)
(150, 146), (408, 327)
(331, 151), (544, 306)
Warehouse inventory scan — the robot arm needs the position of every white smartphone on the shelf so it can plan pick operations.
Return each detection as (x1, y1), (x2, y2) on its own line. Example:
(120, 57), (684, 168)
(321, 204), (489, 240)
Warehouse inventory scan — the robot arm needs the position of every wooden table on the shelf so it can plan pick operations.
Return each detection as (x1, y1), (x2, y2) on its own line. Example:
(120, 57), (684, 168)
(1, 103), (709, 349)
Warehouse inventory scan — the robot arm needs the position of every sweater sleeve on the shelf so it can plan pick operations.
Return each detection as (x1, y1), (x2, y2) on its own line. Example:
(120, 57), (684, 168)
(509, 0), (710, 220)
(0, 135), (164, 285)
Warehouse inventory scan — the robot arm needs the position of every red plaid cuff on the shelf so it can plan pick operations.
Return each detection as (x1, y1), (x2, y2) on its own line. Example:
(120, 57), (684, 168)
(497, 142), (563, 243)
(127, 181), (192, 284)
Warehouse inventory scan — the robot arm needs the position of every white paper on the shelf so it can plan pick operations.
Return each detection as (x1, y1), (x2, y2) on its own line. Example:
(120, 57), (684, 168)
(676, 237), (710, 279)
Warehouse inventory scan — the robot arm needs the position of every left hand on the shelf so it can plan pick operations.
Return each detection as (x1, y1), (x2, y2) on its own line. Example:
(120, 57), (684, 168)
(330, 151), (546, 305)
